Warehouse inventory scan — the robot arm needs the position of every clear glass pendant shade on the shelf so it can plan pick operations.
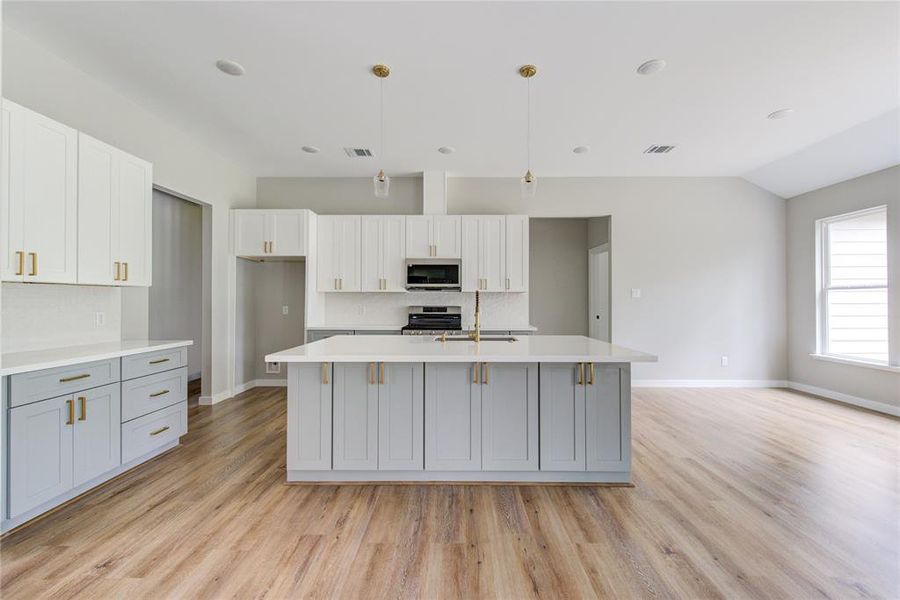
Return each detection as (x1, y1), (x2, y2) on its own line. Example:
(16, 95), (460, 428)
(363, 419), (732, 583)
(520, 170), (537, 199)
(374, 170), (390, 198)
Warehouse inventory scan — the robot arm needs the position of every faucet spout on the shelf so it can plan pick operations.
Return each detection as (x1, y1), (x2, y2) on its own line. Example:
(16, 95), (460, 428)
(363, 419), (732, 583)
(469, 290), (481, 343)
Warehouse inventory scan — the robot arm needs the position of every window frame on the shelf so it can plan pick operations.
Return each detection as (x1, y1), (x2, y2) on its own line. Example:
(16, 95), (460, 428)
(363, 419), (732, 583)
(816, 205), (889, 366)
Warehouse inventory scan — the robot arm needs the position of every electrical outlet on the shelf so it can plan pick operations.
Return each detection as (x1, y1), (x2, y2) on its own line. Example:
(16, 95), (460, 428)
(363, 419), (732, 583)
(721, 356), (729, 367)
(282, 305), (289, 315)
(357, 305), (366, 316)
(265, 362), (281, 374)
(631, 288), (642, 299)
(94, 312), (105, 327)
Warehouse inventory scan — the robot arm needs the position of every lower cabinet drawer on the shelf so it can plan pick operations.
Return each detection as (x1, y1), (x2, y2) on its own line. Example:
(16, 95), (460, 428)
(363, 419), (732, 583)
(122, 402), (187, 464)
(9, 359), (120, 408)
(121, 367), (188, 422)
(122, 347), (188, 381)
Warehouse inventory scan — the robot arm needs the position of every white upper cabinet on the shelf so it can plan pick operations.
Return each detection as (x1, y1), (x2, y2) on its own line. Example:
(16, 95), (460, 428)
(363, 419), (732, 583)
(233, 210), (308, 257)
(405, 215), (460, 258)
(505, 215), (529, 292)
(317, 215), (360, 291)
(2, 100), (78, 284)
(361, 215), (406, 292)
(77, 133), (152, 286)
(462, 215), (517, 292)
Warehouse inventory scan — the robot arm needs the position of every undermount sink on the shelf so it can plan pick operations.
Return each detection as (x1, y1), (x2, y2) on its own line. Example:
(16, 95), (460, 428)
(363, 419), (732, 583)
(436, 335), (518, 343)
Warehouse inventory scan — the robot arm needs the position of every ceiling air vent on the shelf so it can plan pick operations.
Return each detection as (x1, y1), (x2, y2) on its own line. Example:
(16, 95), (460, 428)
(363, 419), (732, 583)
(644, 145), (677, 154)
(343, 147), (374, 158)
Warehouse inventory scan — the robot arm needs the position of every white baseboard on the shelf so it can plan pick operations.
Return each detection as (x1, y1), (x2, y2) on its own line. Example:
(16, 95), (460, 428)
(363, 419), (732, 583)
(633, 379), (788, 388)
(255, 379), (287, 387)
(199, 390), (231, 406)
(786, 381), (899, 417)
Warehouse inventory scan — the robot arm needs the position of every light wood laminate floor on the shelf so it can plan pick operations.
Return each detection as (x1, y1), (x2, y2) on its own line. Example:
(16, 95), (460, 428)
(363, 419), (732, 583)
(1, 386), (897, 599)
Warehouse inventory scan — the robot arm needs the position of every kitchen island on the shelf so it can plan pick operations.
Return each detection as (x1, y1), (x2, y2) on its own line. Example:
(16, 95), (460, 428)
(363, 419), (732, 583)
(266, 335), (656, 483)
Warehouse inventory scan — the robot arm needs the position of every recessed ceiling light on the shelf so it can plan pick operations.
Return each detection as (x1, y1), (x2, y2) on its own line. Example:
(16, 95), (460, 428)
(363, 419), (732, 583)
(438, 146), (455, 154)
(636, 59), (666, 75)
(301, 146), (320, 154)
(573, 145), (590, 154)
(215, 59), (245, 76)
(767, 108), (794, 120)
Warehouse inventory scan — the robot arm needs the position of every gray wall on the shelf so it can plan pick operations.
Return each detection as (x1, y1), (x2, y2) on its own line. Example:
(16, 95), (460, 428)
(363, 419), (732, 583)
(787, 166), (900, 409)
(234, 259), (257, 388)
(254, 261), (305, 381)
(587, 216), (610, 249)
(530, 219), (589, 335)
(149, 190), (203, 379)
(257, 177), (422, 214)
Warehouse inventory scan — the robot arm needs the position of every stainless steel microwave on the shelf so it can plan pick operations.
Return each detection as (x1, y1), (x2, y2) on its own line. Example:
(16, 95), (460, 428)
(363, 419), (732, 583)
(405, 259), (461, 291)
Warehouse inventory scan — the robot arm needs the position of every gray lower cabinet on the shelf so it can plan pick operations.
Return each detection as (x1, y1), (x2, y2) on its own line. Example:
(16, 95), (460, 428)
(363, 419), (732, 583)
(286, 363), (332, 470)
(481, 363), (538, 471)
(378, 363), (424, 470)
(73, 383), (122, 487)
(424, 363), (482, 471)
(539, 363), (628, 472)
(332, 363), (378, 470)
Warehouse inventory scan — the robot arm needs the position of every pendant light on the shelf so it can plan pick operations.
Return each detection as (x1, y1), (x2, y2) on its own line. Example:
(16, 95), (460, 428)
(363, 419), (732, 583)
(519, 64), (537, 199)
(373, 64), (391, 198)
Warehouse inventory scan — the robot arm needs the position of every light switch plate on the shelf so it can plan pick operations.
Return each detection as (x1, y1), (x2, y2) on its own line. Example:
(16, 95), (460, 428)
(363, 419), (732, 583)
(282, 305), (289, 315)
(631, 288), (642, 299)
(94, 312), (105, 327)
(721, 356), (729, 367)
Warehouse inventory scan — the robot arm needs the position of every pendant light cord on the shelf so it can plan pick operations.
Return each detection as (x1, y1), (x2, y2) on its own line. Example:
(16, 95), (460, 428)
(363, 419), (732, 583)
(380, 77), (385, 160)
(526, 76), (531, 171)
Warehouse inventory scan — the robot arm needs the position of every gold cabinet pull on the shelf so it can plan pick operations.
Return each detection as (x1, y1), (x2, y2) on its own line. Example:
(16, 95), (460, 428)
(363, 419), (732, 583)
(65, 399), (75, 425)
(123, 262), (129, 281)
(577, 362), (585, 385)
(78, 396), (87, 421)
(588, 363), (595, 385)
(482, 362), (489, 385)
(334, 278), (339, 290)
(369, 362), (376, 384)
(149, 358), (170, 365)
(114, 261), (121, 281)
(339, 278), (343, 290)
(473, 362), (480, 384)
(149, 389), (170, 398)
(59, 373), (90, 383)
(321, 362), (329, 384)
(28, 252), (37, 276)
(149, 426), (170, 436)
(506, 277), (510, 290)
(15, 251), (24, 276)
(379, 362), (385, 385)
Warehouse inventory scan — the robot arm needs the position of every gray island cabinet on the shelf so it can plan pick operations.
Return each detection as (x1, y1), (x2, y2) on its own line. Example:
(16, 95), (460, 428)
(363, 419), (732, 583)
(270, 335), (655, 484)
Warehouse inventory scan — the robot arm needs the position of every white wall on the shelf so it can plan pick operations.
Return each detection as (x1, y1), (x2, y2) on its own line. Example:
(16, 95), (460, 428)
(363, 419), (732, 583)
(149, 190), (203, 379)
(449, 177), (788, 382)
(786, 166), (900, 409)
(257, 177), (422, 214)
(2, 27), (257, 401)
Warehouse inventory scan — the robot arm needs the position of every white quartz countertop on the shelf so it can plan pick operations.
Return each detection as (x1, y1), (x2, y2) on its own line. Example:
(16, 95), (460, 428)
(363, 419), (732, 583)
(266, 335), (655, 364)
(305, 324), (539, 332)
(1, 340), (194, 376)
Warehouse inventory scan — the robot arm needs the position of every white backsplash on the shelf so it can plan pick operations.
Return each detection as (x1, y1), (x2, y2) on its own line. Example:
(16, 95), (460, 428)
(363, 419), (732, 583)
(2, 283), (122, 353)
(321, 291), (530, 330)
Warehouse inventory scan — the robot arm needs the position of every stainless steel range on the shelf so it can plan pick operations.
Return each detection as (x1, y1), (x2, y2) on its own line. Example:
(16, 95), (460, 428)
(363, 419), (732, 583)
(400, 305), (462, 335)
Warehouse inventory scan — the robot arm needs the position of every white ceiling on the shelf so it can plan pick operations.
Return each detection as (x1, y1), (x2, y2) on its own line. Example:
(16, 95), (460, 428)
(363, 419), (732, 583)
(5, 1), (899, 187)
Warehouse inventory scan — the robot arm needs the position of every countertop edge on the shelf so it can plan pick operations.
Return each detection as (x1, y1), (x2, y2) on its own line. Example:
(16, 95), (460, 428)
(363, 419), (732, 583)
(266, 355), (657, 364)
(1, 340), (194, 377)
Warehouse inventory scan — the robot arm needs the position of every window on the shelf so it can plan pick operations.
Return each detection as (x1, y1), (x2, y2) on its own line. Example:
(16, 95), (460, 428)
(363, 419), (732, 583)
(818, 206), (889, 364)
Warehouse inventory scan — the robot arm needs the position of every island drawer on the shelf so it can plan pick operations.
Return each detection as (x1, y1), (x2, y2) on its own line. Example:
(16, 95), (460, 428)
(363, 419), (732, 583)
(9, 359), (120, 408)
(122, 401), (187, 463)
(122, 347), (187, 381)
(122, 367), (188, 422)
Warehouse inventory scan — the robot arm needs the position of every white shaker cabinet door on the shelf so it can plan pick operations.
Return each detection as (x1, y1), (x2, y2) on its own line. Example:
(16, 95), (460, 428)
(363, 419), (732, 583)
(234, 211), (268, 257)
(360, 216), (383, 292)
(10, 101), (78, 284)
(505, 215), (529, 292)
(425, 363), (482, 471)
(270, 210), (307, 256)
(381, 215), (406, 291)
(116, 152), (153, 286)
(539, 363), (586, 471)
(286, 364), (332, 470)
(432, 215), (461, 258)
(378, 362), (424, 470)
(586, 364), (629, 472)
(479, 216), (506, 292)
(8, 395), (75, 518)
(1, 101), (24, 281)
(336, 216), (361, 291)
(481, 363), (538, 471)
(77, 133), (118, 285)
(316, 215), (339, 291)
(333, 363), (378, 470)
(73, 383), (122, 487)
(405, 215), (432, 258)
(460, 217), (480, 292)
